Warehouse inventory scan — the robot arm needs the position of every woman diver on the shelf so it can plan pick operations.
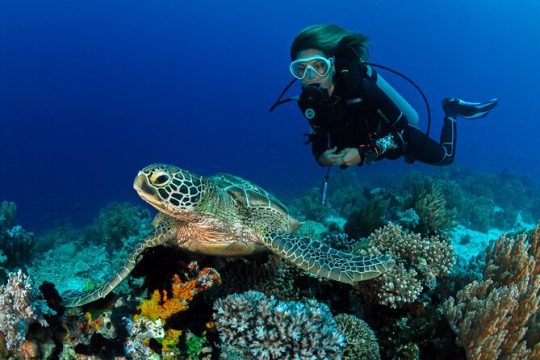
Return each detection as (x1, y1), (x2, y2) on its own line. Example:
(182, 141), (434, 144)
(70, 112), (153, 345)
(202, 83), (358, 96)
(273, 24), (498, 168)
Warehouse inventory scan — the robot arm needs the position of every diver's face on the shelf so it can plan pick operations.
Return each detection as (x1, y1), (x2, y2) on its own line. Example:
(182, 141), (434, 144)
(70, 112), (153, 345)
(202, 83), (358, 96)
(295, 49), (334, 90)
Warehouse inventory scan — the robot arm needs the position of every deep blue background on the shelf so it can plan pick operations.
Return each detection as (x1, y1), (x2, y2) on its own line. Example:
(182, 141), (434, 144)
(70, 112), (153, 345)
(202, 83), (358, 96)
(1, 0), (539, 230)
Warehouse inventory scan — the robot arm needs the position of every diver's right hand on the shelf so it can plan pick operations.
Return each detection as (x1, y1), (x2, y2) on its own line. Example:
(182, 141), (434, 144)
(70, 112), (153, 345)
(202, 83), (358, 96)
(318, 147), (344, 166)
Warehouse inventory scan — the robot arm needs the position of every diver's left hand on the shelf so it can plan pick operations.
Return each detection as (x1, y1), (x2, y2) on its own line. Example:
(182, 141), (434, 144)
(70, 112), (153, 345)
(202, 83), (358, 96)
(338, 147), (362, 167)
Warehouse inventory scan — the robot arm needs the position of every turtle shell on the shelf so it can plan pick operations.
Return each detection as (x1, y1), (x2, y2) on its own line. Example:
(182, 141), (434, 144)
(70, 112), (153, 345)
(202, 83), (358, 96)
(210, 173), (301, 231)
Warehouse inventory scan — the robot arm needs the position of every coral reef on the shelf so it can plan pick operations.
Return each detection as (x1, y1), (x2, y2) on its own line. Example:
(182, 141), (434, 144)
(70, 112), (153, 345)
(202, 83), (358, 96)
(376, 263), (424, 308)
(403, 179), (457, 236)
(213, 290), (346, 359)
(0, 201), (36, 272)
(325, 171), (367, 217)
(286, 170), (368, 224)
(287, 187), (335, 223)
(83, 201), (153, 253)
(138, 264), (221, 322)
(334, 313), (380, 360)
(0, 270), (52, 353)
(426, 167), (540, 232)
(344, 197), (390, 239)
(354, 223), (455, 308)
(29, 201), (153, 296)
(445, 226), (540, 359)
(369, 223), (455, 281)
(218, 255), (302, 301)
(9, 168), (540, 359)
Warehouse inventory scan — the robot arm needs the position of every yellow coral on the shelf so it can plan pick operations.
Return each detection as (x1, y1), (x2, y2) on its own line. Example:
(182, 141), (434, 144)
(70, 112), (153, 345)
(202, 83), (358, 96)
(138, 288), (188, 321)
(138, 268), (221, 321)
(162, 328), (182, 352)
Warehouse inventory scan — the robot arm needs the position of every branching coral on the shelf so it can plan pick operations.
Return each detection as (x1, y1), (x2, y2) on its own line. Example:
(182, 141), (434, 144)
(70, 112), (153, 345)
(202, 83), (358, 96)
(369, 223), (455, 281)
(0, 270), (51, 352)
(354, 223), (454, 308)
(377, 263), (423, 309)
(444, 226), (540, 359)
(213, 291), (346, 359)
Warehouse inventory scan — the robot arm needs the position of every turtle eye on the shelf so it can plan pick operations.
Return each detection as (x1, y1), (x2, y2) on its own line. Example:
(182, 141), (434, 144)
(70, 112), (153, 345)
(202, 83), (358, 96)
(150, 172), (171, 187)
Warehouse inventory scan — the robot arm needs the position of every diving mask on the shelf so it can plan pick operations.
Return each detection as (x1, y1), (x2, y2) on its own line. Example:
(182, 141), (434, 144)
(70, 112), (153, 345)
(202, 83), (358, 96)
(289, 55), (334, 80)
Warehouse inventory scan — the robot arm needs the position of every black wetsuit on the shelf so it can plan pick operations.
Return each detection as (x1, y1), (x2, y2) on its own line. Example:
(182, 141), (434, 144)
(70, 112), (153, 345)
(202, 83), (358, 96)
(300, 65), (456, 166)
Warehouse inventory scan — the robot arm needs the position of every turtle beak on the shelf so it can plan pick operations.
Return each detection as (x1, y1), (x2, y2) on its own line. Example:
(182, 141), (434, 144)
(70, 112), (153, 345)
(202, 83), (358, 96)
(133, 172), (157, 198)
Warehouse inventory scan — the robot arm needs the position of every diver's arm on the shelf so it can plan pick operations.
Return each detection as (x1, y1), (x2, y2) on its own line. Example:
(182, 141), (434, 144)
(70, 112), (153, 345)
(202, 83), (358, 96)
(310, 130), (332, 166)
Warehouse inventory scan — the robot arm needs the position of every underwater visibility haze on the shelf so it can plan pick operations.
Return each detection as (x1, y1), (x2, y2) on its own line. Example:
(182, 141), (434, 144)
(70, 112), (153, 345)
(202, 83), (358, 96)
(1, 0), (540, 359)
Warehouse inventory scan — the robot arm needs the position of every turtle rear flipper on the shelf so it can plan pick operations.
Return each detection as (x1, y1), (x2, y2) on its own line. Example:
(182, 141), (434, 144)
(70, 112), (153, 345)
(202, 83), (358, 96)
(63, 226), (176, 307)
(264, 233), (394, 284)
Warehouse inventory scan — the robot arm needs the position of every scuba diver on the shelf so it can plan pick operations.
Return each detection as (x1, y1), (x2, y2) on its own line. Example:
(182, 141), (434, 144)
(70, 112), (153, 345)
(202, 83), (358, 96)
(271, 24), (498, 168)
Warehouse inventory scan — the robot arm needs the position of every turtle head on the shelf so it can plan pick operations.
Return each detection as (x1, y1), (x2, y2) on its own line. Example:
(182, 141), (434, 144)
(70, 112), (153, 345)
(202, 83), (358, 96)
(133, 164), (204, 216)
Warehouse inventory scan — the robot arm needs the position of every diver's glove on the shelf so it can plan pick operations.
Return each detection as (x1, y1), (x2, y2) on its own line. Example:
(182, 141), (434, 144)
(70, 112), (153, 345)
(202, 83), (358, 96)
(358, 133), (401, 165)
(358, 144), (381, 165)
(334, 36), (365, 104)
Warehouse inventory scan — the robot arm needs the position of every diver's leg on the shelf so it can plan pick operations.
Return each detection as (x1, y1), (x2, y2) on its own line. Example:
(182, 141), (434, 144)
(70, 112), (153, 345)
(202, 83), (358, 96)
(402, 97), (498, 165)
(402, 121), (456, 166)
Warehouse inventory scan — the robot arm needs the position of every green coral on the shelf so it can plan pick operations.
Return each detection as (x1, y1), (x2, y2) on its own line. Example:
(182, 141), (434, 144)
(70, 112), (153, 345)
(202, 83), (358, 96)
(344, 197), (390, 239)
(83, 202), (152, 252)
(326, 171), (367, 217)
(287, 187), (334, 223)
(183, 331), (208, 359)
(404, 179), (456, 236)
(334, 313), (380, 360)
(0, 201), (35, 270)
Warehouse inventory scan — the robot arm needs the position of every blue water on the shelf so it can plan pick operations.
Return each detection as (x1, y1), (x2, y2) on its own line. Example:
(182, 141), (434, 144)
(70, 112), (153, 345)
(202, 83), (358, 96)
(1, 0), (539, 230)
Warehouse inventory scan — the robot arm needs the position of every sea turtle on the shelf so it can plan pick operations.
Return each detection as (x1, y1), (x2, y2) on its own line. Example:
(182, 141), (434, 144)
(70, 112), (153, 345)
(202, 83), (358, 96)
(64, 164), (394, 307)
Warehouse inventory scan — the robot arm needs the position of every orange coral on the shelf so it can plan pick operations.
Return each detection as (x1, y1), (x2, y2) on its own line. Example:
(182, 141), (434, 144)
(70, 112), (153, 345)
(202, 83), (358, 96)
(138, 266), (221, 321)
(445, 226), (540, 359)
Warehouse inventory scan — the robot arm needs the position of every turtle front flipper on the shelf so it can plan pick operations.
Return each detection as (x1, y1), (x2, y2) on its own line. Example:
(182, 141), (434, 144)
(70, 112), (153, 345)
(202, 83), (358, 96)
(63, 225), (176, 307)
(264, 233), (394, 284)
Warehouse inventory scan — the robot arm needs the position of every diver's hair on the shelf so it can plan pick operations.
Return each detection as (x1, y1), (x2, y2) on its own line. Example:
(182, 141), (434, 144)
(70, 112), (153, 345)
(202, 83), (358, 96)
(290, 24), (370, 61)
